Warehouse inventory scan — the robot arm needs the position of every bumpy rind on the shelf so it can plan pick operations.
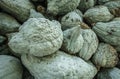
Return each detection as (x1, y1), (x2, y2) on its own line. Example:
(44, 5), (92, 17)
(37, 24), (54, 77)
(47, 0), (80, 15)
(8, 18), (63, 57)
(21, 51), (97, 79)
(84, 6), (114, 24)
(93, 21), (120, 46)
(92, 43), (118, 67)
(61, 26), (84, 54)
(61, 11), (83, 30)
(79, 29), (99, 60)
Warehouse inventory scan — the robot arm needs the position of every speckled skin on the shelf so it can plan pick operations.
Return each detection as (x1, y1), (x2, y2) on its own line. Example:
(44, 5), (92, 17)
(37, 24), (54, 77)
(93, 21), (120, 46)
(21, 51), (97, 79)
(61, 10), (83, 30)
(61, 26), (84, 54)
(84, 6), (114, 24)
(47, 0), (80, 15)
(79, 29), (98, 60)
(8, 18), (63, 57)
(92, 43), (118, 67)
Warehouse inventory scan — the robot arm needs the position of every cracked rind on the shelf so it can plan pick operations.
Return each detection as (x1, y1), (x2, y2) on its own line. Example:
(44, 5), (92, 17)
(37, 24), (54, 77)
(79, 29), (98, 60)
(0, 0), (35, 22)
(0, 12), (20, 35)
(0, 55), (23, 79)
(92, 43), (118, 67)
(97, 67), (120, 79)
(84, 6), (114, 24)
(61, 26), (84, 54)
(21, 51), (97, 79)
(47, 0), (80, 15)
(8, 18), (63, 57)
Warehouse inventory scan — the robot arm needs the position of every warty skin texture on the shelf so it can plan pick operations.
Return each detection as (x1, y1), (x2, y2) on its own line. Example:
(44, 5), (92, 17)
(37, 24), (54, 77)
(61, 26), (84, 54)
(21, 51), (97, 79)
(93, 21), (120, 46)
(8, 18), (63, 57)
(84, 6), (114, 24)
(92, 43), (118, 67)
(79, 29), (99, 60)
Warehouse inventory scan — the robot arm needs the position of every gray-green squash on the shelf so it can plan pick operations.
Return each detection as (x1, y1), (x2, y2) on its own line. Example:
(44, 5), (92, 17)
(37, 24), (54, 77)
(21, 51), (97, 79)
(104, 1), (120, 17)
(61, 26), (84, 54)
(79, 29), (98, 60)
(0, 12), (20, 35)
(61, 10), (83, 30)
(0, 0), (35, 22)
(93, 21), (120, 46)
(92, 43), (118, 67)
(8, 18), (63, 57)
(84, 6), (114, 24)
(47, 0), (80, 15)
(97, 67), (120, 79)
(0, 55), (23, 79)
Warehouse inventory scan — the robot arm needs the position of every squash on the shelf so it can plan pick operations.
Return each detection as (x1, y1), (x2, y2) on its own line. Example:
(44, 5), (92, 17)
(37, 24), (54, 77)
(104, 1), (120, 17)
(61, 10), (83, 30)
(78, 0), (95, 12)
(9, 18), (63, 57)
(0, 12), (20, 35)
(79, 29), (98, 60)
(47, 0), (80, 15)
(84, 6), (113, 24)
(61, 26), (84, 54)
(92, 43), (119, 67)
(21, 51), (97, 79)
(0, 0), (35, 22)
(97, 67), (120, 79)
(0, 55), (23, 79)
(93, 21), (120, 46)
